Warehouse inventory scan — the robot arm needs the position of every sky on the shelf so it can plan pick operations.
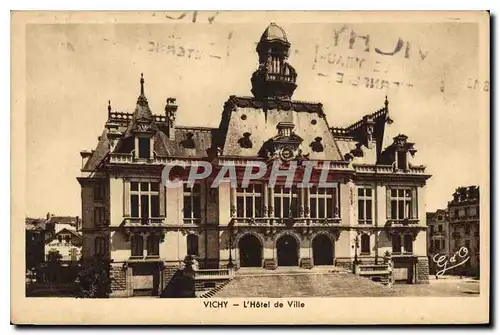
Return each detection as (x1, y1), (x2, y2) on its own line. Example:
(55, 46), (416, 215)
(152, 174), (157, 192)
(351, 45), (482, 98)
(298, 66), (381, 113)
(25, 12), (489, 217)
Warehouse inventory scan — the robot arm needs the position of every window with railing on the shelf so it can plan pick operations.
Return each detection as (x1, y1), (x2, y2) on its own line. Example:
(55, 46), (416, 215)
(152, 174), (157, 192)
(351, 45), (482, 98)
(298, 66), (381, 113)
(183, 184), (201, 220)
(274, 186), (299, 218)
(357, 187), (373, 224)
(130, 182), (160, 223)
(388, 188), (417, 220)
(310, 186), (339, 219)
(236, 184), (263, 218)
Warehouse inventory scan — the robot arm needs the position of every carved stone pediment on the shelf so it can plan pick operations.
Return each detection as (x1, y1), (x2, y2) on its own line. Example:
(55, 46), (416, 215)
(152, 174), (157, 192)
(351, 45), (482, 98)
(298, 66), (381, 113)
(134, 118), (156, 134)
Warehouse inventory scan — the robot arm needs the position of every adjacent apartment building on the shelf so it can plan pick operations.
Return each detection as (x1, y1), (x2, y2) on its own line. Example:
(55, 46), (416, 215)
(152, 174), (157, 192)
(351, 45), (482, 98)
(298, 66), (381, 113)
(427, 186), (480, 277)
(78, 23), (432, 297)
(426, 209), (449, 275)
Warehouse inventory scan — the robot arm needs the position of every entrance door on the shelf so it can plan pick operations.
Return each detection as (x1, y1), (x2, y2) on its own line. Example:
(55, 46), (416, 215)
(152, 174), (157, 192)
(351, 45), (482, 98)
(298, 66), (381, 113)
(239, 234), (262, 267)
(277, 235), (299, 266)
(312, 234), (334, 265)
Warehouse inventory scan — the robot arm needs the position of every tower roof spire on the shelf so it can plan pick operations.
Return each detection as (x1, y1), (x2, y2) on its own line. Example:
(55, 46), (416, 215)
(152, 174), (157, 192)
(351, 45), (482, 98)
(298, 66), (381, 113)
(140, 72), (145, 96)
(137, 73), (149, 107)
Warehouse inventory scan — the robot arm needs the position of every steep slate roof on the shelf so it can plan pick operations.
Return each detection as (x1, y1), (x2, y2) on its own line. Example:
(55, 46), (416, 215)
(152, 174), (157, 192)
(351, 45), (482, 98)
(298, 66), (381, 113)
(83, 128), (110, 171)
(83, 93), (392, 169)
(215, 96), (344, 161)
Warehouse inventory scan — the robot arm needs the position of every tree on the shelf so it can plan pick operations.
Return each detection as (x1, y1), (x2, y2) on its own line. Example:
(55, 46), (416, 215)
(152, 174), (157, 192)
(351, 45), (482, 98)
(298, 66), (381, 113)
(75, 257), (112, 298)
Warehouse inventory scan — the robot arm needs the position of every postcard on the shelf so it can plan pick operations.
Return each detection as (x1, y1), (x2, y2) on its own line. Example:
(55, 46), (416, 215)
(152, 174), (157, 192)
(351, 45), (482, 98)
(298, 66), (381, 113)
(11, 10), (490, 325)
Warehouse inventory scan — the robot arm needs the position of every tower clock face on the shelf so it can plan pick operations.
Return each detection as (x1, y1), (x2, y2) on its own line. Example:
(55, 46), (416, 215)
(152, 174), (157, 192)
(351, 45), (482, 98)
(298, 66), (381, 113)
(280, 146), (294, 161)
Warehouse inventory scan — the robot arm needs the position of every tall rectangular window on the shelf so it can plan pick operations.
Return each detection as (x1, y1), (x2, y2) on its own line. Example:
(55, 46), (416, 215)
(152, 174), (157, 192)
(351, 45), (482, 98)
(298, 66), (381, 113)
(403, 234), (413, 253)
(392, 234), (402, 253)
(138, 137), (150, 159)
(131, 235), (144, 257)
(236, 184), (263, 218)
(94, 182), (105, 201)
(274, 186), (298, 218)
(357, 187), (373, 224)
(184, 184), (201, 220)
(147, 234), (160, 257)
(389, 188), (416, 220)
(360, 234), (370, 254)
(130, 182), (160, 223)
(309, 186), (338, 219)
(94, 206), (106, 226)
(397, 151), (407, 170)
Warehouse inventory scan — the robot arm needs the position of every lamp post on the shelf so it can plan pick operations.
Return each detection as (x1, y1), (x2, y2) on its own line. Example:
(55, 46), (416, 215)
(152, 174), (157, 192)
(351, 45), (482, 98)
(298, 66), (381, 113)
(351, 235), (359, 273)
(226, 228), (234, 268)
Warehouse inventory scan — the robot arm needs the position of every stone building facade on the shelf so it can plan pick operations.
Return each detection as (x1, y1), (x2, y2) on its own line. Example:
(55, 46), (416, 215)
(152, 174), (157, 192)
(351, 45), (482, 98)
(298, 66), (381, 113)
(447, 186), (480, 276)
(78, 23), (431, 297)
(426, 186), (480, 277)
(426, 209), (449, 275)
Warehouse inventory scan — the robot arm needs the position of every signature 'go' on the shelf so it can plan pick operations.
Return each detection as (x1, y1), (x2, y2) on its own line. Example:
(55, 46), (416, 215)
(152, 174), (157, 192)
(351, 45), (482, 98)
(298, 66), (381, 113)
(432, 246), (470, 276)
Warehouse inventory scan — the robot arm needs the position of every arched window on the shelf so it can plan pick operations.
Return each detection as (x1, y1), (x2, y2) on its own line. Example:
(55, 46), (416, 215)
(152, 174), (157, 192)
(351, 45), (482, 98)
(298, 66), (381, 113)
(360, 234), (370, 254)
(94, 236), (106, 257)
(187, 234), (199, 256)
(147, 234), (160, 257)
(131, 234), (144, 257)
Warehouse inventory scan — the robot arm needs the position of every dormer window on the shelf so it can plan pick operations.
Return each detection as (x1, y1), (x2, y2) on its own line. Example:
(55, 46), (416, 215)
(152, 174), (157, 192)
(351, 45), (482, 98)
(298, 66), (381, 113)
(310, 137), (324, 152)
(396, 151), (407, 170)
(138, 137), (151, 159)
(238, 132), (253, 149)
(182, 133), (196, 149)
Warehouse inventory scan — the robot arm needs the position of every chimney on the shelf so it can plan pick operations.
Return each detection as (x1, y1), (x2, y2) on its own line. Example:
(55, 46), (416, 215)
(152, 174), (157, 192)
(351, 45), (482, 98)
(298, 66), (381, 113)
(165, 98), (178, 140)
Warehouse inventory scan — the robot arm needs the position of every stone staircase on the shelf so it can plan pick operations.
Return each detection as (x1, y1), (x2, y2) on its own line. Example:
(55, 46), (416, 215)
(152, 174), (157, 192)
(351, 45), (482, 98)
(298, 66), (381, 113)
(198, 279), (233, 298)
(212, 267), (398, 297)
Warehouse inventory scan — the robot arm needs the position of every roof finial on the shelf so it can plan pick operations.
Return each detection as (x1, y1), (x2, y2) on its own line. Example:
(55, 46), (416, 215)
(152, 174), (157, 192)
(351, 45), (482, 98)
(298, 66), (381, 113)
(384, 95), (389, 108)
(108, 100), (111, 114)
(140, 73), (145, 96)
